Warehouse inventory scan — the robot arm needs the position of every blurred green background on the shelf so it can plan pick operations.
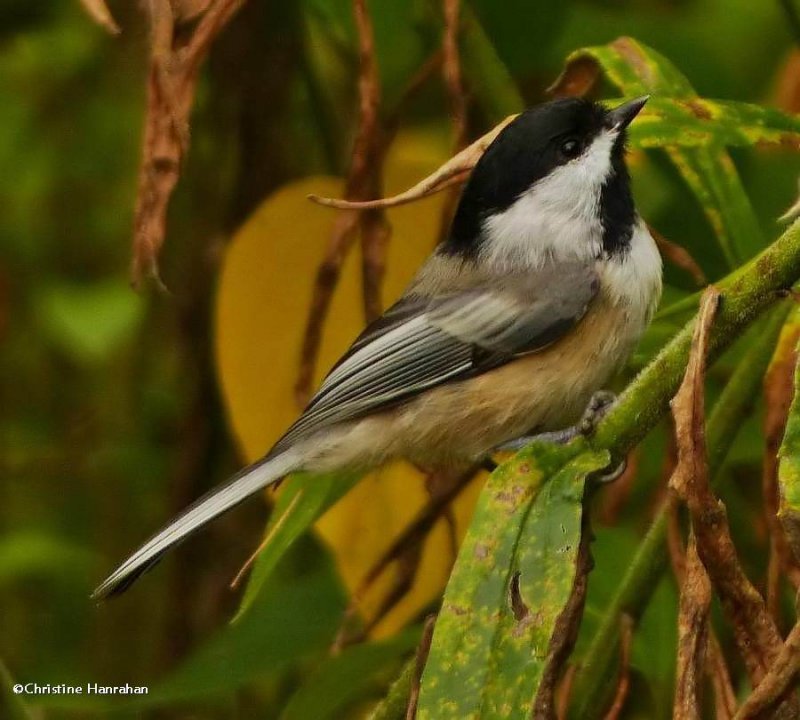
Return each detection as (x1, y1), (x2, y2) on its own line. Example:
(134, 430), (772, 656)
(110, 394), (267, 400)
(2, 0), (800, 717)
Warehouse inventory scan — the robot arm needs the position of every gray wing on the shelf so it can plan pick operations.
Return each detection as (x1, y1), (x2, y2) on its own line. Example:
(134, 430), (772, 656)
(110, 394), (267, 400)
(274, 263), (599, 452)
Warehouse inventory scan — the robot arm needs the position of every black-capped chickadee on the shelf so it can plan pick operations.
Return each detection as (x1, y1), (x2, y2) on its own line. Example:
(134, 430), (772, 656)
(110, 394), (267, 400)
(94, 96), (662, 599)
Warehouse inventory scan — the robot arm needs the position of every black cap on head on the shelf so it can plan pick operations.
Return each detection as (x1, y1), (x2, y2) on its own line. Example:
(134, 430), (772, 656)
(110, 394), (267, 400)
(442, 97), (641, 259)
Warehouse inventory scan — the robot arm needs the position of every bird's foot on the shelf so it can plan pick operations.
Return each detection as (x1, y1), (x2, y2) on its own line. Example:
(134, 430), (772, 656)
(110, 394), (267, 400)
(492, 390), (618, 453)
(577, 390), (617, 437)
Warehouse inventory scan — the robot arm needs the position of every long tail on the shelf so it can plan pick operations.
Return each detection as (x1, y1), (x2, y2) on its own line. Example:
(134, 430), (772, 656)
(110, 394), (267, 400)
(92, 448), (301, 601)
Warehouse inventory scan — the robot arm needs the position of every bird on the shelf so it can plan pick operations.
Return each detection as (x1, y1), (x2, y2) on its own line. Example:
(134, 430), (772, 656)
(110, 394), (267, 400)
(93, 95), (662, 600)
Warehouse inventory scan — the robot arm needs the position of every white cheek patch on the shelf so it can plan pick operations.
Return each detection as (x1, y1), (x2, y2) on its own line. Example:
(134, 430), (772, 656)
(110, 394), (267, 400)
(481, 130), (618, 271)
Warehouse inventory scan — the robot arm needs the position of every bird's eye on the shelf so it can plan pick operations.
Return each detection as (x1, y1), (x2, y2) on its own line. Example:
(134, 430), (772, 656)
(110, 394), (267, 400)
(560, 138), (581, 158)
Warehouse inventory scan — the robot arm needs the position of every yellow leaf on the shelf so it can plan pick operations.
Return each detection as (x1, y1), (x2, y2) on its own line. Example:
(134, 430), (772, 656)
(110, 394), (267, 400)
(215, 130), (482, 636)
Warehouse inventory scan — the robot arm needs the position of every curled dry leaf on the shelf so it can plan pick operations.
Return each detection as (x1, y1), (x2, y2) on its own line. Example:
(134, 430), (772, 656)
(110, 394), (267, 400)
(77, 0), (120, 35)
(131, 0), (247, 288)
(673, 535), (711, 720)
(668, 286), (720, 503)
(307, 115), (516, 211)
(666, 486), (738, 720)
(669, 287), (794, 715)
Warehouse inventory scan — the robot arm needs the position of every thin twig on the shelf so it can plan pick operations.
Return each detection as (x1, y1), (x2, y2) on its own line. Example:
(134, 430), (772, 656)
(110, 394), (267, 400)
(442, 0), (468, 150)
(295, 0), (387, 403)
(533, 513), (594, 719)
(298, 1), (444, 403)
(437, 0), (470, 241)
(333, 467), (478, 649)
(407, 615), (436, 720)
(597, 448), (639, 524)
(603, 614), (634, 720)
(735, 620), (800, 718)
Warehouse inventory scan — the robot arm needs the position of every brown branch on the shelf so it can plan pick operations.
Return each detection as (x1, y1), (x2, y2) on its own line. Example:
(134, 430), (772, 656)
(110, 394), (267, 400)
(735, 621), (800, 719)
(668, 288), (798, 717)
(555, 665), (577, 720)
(407, 615), (436, 720)
(442, 0), (468, 151)
(406, 615), (436, 720)
(351, 0), (390, 324)
(437, 0), (470, 242)
(332, 467), (479, 649)
(295, 0), (391, 403)
(361, 208), (391, 323)
(673, 534), (712, 720)
(533, 514), (594, 719)
(603, 614), (634, 720)
(763, 318), (800, 620)
(294, 212), (361, 407)
(131, 0), (247, 288)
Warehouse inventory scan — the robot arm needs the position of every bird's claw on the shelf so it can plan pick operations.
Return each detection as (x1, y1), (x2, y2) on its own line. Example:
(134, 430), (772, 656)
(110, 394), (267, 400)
(578, 390), (617, 437)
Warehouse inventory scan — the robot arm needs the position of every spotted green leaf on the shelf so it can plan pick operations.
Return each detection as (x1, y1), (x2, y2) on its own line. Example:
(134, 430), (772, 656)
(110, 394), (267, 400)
(624, 97), (800, 150)
(416, 443), (609, 719)
(555, 36), (767, 267)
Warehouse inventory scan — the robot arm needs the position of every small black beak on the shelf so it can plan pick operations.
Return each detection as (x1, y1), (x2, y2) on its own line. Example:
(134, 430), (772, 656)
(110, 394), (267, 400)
(606, 95), (649, 131)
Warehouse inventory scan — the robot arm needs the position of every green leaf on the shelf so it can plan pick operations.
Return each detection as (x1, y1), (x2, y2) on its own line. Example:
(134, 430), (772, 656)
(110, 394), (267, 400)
(149, 546), (346, 704)
(235, 470), (360, 621)
(33, 537), (347, 713)
(33, 278), (143, 364)
(556, 37), (767, 267)
(0, 531), (96, 585)
(624, 97), (800, 150)
(281, 627), (421, 720)
(416, 443), (609, 719)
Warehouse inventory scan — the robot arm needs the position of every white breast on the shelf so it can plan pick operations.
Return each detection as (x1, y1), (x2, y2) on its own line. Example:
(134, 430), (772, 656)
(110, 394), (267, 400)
(601, 219), (663, 330)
